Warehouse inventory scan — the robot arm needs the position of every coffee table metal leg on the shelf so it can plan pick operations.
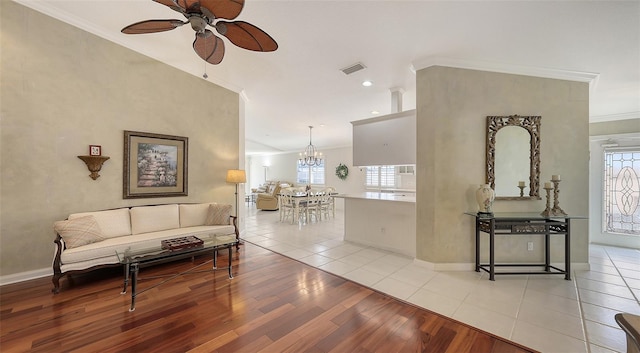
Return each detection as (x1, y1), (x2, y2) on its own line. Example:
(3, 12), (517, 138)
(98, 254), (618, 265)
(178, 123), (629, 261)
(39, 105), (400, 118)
(213, 249), (218, 269)
(228, 245), (233, 279)
(121, 263), (130, 294)
(130, 263), (139, 312)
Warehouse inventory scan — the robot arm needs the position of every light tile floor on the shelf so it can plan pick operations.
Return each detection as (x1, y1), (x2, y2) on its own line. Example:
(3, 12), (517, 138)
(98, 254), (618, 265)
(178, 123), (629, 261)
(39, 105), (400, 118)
(243, 207), (640, 353)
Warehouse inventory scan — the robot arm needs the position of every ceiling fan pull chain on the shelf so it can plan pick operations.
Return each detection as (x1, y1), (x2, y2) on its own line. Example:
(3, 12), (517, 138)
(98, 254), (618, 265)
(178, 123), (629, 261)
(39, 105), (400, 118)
(203, 37), (208, 79)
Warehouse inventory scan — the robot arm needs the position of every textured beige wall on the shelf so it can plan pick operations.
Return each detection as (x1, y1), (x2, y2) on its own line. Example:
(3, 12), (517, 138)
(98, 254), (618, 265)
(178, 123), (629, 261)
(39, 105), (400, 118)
(1, 2), (240, 276)
(416, 66), (589, 265)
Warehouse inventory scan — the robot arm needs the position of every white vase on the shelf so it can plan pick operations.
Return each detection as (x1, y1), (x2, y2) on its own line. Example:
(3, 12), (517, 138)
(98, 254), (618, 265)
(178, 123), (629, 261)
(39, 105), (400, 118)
(476, 184), (495, 214)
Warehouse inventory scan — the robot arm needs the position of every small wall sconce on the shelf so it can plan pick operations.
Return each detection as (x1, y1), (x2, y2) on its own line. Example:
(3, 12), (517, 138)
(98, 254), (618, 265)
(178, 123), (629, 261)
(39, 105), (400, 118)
(78, 145), (109, 180)
(78, 156), (109, 180)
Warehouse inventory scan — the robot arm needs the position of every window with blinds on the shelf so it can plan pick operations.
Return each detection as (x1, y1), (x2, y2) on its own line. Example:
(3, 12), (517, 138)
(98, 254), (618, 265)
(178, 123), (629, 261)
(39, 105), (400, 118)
(365, 166), (397, 188)
(297, 160), (325, 185)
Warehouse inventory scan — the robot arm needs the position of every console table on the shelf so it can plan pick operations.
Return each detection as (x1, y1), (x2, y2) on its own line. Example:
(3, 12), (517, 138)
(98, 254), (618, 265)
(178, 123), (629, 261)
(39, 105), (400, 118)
(465, 212), (585, 281)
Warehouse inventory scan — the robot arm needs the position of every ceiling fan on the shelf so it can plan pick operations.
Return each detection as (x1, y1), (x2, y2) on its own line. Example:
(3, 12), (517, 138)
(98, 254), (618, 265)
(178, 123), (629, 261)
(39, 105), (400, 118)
(121, 0), (278, 65)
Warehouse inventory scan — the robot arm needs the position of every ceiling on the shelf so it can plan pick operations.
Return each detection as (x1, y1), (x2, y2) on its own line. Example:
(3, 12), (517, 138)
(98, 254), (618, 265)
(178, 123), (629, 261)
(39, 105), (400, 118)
(16, 1), (640, 155)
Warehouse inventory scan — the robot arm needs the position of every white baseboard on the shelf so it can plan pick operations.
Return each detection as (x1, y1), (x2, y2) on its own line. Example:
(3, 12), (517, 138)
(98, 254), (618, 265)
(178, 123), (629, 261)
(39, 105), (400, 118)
(413, 259), (591, 273)
(0, 267), (51, 286)
(569, 262), (591, 271)
(413, 259), (475, 271)
(0, 261), (589, 287)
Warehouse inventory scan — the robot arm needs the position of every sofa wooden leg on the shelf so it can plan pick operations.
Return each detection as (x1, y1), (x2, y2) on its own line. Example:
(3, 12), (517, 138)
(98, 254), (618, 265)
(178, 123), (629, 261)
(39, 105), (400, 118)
(51, 274), (62, 294)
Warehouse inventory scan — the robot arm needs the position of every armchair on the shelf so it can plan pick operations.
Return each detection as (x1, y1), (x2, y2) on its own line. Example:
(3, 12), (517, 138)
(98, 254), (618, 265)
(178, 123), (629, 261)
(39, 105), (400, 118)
(256, 181), (291, 210)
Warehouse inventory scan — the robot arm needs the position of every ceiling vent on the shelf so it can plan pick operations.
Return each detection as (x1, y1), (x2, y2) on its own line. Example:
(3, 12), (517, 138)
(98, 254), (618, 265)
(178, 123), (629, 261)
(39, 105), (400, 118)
(341, 62), (366, 75)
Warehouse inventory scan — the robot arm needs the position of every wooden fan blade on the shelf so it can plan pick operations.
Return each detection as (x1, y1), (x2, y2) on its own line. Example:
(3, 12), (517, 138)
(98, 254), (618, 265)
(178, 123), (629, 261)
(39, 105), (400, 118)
(193, 30), (225, 64)
(215, 21), (278, 52)
(174, 0), (201, 13)
(152, 0), (186, 14)
(199, 0), (245, 20)
(121, 19), (185, 34)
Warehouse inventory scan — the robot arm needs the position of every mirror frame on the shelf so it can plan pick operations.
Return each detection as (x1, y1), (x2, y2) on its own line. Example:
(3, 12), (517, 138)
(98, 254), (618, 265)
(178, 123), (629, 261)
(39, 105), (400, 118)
(486, 115), (541, 200)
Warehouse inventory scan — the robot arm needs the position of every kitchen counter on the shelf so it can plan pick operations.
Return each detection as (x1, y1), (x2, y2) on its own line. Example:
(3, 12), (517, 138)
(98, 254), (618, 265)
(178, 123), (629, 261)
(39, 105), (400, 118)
(335, 192), (416, 203)
(336, 192), (416, 257)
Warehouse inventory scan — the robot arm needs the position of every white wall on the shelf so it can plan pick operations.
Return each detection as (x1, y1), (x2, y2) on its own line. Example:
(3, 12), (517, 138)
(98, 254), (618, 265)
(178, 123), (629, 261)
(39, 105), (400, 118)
(247, 146), (368, 210)
(352, 110), (416, 166)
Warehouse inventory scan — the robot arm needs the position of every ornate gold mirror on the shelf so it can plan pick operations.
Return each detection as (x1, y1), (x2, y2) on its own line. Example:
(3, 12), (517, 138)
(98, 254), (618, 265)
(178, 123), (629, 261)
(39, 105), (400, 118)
(486, 115), (541, 200)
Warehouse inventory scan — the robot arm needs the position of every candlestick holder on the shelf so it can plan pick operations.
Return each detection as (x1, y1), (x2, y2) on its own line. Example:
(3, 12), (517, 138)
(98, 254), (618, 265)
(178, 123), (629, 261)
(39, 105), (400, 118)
(518, 185), (525, 197)
(540, 186), (553, 217)
(551, 180), (567, 216)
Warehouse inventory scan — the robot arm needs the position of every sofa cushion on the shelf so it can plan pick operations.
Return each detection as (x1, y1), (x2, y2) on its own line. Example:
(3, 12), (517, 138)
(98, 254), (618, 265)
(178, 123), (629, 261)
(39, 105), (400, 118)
(179, 203), (213, 228)
(60, 225), (235, 264)
(130, 204), (179, 235)
(54, 215), (105, 249)
(69, 208), (131, 239)
(205, 204), (232, 225)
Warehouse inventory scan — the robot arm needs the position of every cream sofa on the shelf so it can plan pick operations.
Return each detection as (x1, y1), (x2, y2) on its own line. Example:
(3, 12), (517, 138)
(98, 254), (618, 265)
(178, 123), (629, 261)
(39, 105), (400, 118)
(51, 203), (239, 293)
(256, 181), (293, 210)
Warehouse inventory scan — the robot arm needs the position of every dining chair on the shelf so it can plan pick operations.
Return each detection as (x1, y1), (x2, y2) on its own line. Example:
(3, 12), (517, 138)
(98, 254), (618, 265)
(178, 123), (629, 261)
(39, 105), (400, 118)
(322, 186), (336, 219)
(304, 189), (322, 223)
(285, 187), (310, 225)
(279, 188), (296, 223)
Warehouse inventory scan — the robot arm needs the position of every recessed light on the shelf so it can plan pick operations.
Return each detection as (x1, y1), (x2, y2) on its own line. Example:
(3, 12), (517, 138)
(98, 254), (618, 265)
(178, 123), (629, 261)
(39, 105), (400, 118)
(362, 80), (373, 87)
(371, 110), (380, 115)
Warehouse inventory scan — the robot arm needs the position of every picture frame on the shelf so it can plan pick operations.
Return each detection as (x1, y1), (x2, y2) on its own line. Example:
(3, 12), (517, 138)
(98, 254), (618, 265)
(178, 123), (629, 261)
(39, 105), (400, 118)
(89, 145), (102, 156)
(123, 131), (188, 199)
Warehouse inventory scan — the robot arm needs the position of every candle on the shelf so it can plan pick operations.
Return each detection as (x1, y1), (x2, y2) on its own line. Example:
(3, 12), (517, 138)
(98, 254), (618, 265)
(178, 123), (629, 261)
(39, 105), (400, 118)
(518, 181), (525, 187)
(544, 182), (552, 189)
(552, 175), (560, 181)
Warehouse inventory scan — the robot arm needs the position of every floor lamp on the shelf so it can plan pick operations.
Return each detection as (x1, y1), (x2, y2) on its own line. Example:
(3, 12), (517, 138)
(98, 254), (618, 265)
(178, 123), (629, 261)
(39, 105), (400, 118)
(226, 169), (246, 219)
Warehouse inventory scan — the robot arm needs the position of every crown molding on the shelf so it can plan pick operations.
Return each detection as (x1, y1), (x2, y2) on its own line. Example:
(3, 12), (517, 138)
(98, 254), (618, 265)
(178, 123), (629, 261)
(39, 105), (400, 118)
(590, 112), (640, 123)
(411, 56), (600, 93)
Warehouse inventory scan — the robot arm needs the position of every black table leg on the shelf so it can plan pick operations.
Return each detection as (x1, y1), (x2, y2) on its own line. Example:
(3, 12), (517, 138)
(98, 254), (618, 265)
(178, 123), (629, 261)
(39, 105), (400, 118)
(475, 218), (480, 272)
(565, 218), (571, 280)
(489, 218), (495, 281)
(545, 224), (551, 272)
(228, 245), (233, 279)
(130, 263), (139, 312)
(121, 263), (130, 294)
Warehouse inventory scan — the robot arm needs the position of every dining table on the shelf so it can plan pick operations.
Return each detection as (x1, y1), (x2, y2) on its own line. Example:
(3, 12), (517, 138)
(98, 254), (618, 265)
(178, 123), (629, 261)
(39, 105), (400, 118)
(279, 189), (335, 225)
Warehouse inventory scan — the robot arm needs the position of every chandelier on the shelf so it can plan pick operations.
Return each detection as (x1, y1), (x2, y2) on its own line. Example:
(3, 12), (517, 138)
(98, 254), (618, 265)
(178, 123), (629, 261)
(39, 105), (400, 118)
(299, 126), (323, 167)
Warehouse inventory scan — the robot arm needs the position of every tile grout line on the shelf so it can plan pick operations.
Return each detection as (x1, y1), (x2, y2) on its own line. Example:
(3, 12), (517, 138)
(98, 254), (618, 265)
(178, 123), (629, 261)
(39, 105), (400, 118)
(248, 210), (637, 352)
(579, 245), (638, 353)
(509, 275), (530, 341)
(575, 263), (592, 353)
(606, 246), (640, 304)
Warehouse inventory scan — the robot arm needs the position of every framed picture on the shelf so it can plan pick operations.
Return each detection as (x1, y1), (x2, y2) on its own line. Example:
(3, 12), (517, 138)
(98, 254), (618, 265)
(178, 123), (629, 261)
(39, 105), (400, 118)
(123, 131), (188, 199)
(89, 145), (102, 156)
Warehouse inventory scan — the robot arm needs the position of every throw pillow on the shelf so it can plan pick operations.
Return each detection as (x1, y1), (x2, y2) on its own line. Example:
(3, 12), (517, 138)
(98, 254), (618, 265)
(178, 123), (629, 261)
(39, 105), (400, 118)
(205, 204), (232, 225)
(53, 215), (105, 249)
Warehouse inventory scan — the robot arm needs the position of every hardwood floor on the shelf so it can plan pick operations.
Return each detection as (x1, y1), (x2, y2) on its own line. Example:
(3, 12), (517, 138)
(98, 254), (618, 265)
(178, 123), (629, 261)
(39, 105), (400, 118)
(0, 243), (537, 353)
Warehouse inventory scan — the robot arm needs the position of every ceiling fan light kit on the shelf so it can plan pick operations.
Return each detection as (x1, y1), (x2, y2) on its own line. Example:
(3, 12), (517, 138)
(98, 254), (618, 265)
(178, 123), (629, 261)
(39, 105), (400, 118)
(121, 0), (278, 65)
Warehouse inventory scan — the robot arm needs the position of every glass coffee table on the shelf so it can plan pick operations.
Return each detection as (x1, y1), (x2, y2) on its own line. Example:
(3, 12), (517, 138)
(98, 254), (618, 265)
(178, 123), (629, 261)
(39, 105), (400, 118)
(116, 233), (238, 311)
